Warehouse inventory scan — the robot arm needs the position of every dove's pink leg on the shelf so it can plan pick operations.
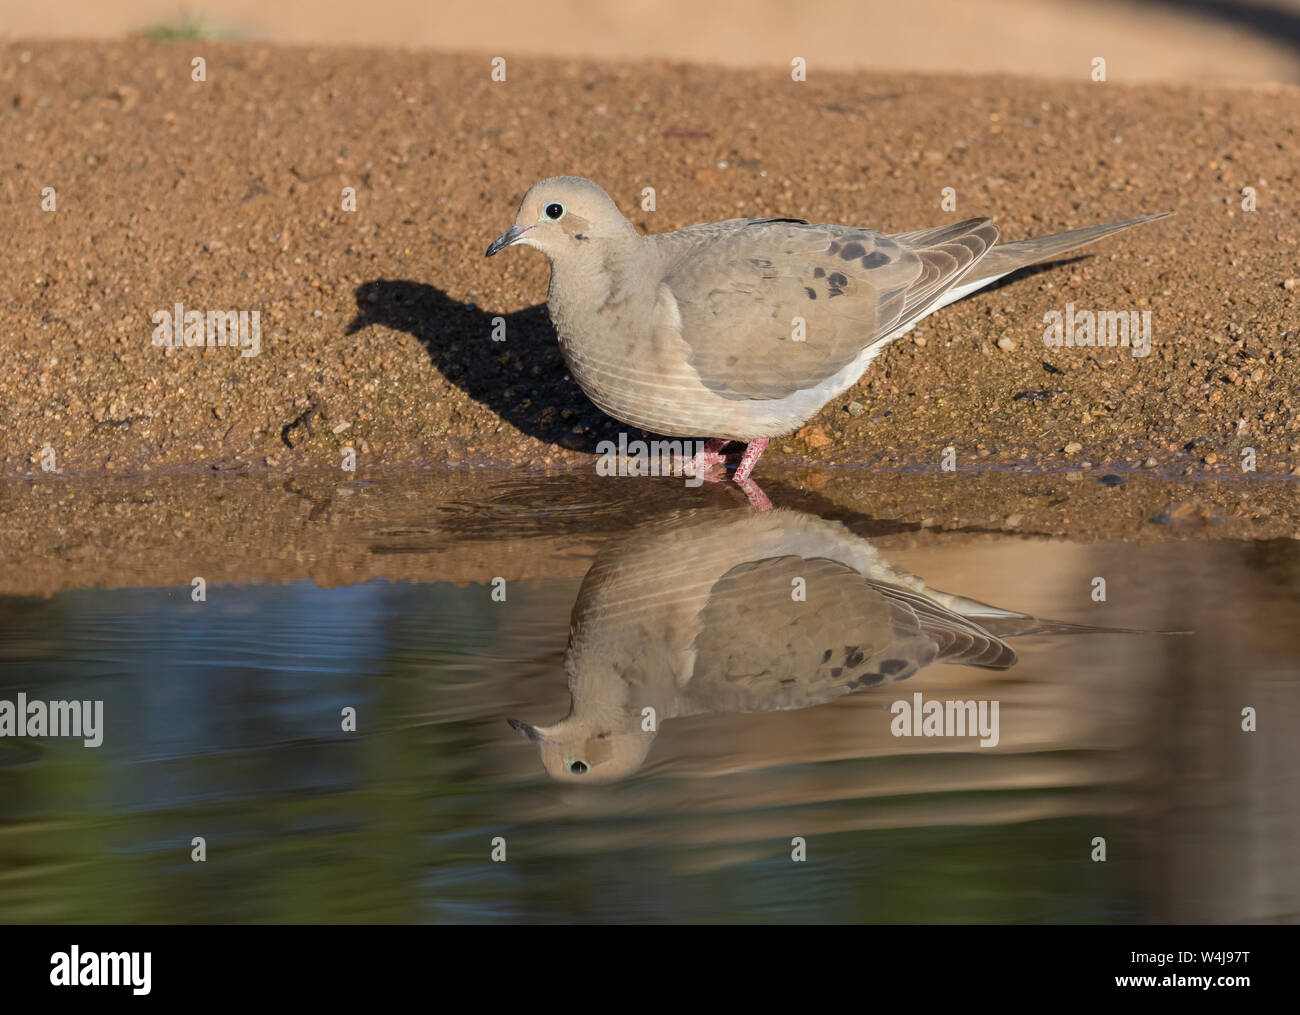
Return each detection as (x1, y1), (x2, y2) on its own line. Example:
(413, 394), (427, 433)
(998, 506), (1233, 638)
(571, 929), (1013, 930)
(736, 476), (772, 511)
(733, 439), (768, 484)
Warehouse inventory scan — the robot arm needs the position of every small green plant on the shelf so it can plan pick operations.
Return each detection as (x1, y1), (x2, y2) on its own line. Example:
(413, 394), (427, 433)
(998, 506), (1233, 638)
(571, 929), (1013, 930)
(135, 18), (234, 42)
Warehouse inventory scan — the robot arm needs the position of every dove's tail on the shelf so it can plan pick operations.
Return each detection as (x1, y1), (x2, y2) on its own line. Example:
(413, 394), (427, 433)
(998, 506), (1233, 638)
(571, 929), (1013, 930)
(936, 212), (1173, 309)
(928, 587), (1189, 637)
(973, 615), (1191, 638)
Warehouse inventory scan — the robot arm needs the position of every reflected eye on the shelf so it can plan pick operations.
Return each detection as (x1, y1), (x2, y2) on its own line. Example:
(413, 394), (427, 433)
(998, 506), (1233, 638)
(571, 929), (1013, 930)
(544, 202), (565, 221)
(569, 760), (588, 775)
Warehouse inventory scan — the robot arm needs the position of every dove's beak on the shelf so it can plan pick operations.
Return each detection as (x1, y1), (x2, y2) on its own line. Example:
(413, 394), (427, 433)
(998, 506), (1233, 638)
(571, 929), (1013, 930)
(508, 718), (545, 742)
(486, 225), (533, 257)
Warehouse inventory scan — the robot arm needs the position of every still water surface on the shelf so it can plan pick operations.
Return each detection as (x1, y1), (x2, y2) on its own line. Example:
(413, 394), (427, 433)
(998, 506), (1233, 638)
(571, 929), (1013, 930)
(1, 473), (1296, 923)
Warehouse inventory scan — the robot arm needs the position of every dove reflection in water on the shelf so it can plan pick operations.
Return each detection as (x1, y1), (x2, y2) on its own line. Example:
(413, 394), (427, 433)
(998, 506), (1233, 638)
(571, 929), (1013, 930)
(509, 506), (1119, 784)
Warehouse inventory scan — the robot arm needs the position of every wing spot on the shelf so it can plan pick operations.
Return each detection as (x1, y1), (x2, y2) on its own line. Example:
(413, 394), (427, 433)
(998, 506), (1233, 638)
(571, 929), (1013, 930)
(880, 659), (909, 675)
(829, 272), (848, 287)
(862, 251), (890, 268)
(812, 267), (826, 278)
(804, 287), (816, 300)
(839, 241), (866, 259)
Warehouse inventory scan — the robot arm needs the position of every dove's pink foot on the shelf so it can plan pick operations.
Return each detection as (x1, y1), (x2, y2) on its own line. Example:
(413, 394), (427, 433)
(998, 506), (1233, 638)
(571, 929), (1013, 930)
(733, 439), (768, 484)
(680, 438), (729, 481)
(700, 437), (729, 459)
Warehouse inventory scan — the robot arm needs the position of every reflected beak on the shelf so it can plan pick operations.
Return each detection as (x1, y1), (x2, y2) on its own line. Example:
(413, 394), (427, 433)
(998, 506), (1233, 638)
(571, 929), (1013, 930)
(486, 224), (533, 257)
(508, 718), (544, 742)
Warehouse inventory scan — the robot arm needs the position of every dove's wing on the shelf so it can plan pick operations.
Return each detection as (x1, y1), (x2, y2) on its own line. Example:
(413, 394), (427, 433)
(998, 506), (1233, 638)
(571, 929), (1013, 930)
(686, 555), (1014, 713)
(656, 218), (998, 400)
(863, 579), (1017, 669)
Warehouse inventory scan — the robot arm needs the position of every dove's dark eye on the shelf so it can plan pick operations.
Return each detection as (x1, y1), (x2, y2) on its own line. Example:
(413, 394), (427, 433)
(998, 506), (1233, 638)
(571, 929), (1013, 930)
(544, 202), (565, 221)
(569, 760), (588, 775)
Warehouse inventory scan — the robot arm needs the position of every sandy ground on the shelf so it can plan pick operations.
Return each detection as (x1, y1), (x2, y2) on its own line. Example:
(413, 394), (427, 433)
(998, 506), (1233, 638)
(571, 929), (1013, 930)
(1, 39), (1298, 543)
(3, 42), (1298, 463)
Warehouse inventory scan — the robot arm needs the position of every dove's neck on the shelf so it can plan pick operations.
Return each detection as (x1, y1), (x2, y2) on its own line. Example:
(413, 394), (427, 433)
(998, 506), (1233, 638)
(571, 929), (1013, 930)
(562, 641), (688, 729)
(545, 230), (656, 350)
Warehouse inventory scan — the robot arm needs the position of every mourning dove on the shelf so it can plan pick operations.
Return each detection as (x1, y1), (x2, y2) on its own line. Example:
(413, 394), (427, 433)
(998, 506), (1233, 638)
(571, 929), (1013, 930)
(508, 506), (1132, 783)
(487, 176), (1168, 486)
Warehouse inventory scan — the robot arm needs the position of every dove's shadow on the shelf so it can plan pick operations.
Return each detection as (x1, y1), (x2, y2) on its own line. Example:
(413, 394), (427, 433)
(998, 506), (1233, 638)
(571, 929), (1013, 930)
(977, 255), (1091, 295)
(346, 280), (654, 451)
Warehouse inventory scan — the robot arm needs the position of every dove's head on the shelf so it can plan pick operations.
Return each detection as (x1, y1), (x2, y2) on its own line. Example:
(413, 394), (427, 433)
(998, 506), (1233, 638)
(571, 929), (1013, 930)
(486, 176), (633, 260)
(508, 714), (656, 784)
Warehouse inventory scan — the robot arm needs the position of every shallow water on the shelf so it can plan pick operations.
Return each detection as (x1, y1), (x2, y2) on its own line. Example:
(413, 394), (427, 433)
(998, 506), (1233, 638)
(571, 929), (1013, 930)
(1, 472), (1296, 923)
